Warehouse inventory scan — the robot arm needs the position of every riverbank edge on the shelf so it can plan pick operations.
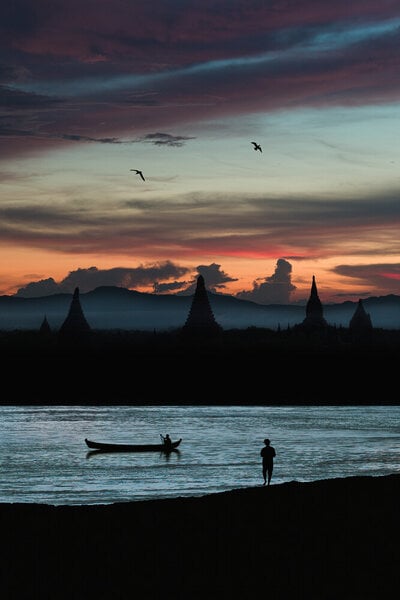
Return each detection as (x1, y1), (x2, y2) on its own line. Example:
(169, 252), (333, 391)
(2, 474), (400, 599)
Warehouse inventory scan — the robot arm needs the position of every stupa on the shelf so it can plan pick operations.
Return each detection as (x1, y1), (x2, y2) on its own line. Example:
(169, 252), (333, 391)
(182, 275), (222, 335)
(58, 287), (91, 338)
(39, 315), (51, 334)
(301, 275), (328, 329)
(349, 298), (373, 332)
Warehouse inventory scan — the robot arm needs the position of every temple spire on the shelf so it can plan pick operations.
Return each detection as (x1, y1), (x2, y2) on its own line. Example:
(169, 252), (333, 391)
(349, 298), (373, 332)
(301, 275), (327, 329)
(182, 275), (222, 335)
(39, 315), (51, 334)
(59, 287), (91, 337)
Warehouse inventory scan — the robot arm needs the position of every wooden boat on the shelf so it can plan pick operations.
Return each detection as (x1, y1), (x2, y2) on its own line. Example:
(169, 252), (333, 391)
(85, 437), (182, 453)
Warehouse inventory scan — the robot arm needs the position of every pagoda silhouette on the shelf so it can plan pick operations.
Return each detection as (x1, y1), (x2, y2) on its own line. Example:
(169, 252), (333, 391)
(39, 315), (51, 335)
(300, 275), (328, 330)
(349, 298), (372, 331)
(181, 275), (222, 336)
(349, 298), (373, 331)
(58, 287), (91, 340)
(348, 298), (373, 342)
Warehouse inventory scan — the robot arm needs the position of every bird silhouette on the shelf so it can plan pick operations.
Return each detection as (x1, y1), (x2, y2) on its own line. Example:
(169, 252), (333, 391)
(130, 169), (145, 181)
(251, 142), (262, 153)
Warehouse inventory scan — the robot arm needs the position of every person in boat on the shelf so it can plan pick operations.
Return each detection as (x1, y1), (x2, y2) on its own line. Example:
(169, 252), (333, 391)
(260, 438), (276, 486)
(163, 434), (172, 449)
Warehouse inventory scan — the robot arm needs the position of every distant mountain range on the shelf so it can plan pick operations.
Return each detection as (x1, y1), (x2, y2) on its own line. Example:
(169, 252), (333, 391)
(0, 286), (399, 331)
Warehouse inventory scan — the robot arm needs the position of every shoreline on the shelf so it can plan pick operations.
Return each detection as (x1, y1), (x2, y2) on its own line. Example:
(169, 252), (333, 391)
(3, 474), (400, 598)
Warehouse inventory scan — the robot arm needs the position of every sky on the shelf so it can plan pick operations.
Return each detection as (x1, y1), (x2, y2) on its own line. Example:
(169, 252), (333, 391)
(1, 0), (400, 304)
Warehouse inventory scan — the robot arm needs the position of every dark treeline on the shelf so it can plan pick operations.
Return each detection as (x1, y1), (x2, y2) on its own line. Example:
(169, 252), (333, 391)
(1, 326), (398, 406)
(1, 324), (400, 355)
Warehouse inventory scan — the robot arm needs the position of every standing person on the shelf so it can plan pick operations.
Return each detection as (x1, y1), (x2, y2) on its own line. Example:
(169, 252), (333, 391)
(260, 438), (276, 486)
(163, 434), (172, 450)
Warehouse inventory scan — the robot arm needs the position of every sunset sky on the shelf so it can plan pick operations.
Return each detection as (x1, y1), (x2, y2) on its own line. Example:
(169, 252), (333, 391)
(1, 0), (400, 304)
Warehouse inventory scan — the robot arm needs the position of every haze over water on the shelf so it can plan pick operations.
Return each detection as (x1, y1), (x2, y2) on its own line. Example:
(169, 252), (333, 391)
(1, 406), (399, 506)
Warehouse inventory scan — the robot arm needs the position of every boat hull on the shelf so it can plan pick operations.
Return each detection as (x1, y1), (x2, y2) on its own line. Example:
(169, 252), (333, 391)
(85, 438), (182, 452)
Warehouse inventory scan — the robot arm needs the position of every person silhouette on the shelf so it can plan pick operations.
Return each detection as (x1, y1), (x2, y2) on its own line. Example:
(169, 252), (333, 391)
(260, 438), (276, 485)
(163, 434), (172, 450)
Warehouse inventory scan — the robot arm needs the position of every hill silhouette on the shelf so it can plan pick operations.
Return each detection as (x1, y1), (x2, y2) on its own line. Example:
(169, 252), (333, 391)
(0, 286), (399, 331)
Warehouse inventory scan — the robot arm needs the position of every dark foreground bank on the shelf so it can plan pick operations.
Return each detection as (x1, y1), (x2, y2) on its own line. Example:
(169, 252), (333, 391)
(2, 474), (400, 599)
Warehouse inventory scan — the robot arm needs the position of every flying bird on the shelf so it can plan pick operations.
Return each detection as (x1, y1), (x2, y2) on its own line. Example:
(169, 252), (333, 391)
(130, 169), (145, 181)
(251, 142), (262, 153)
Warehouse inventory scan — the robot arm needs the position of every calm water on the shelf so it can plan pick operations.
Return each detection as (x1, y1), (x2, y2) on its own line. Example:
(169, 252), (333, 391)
(1, 405), (399, 506)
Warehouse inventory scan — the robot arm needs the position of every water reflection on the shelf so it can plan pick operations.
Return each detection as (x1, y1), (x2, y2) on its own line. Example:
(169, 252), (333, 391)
(86, 449), (181, 460)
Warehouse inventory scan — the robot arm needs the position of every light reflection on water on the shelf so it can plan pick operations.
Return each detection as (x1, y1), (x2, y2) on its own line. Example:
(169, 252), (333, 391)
(0, 405), (399, 505)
